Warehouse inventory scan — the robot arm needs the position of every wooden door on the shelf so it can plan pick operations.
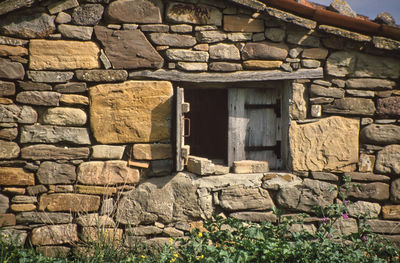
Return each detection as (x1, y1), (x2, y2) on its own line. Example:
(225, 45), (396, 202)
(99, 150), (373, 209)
(228, 88), (281, 169)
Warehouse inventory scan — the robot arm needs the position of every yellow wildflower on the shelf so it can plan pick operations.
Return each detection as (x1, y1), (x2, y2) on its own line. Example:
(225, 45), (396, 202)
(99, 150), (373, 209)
(197, 232), (203, 238)
(141, 255), (146, 259)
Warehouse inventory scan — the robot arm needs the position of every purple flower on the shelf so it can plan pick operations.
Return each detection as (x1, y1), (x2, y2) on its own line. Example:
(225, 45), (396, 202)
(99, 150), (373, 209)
(342, 213), (349, 219)
(321, 217), (329, 223)
(362, 235), (367, 242)
(328, 234), (333, 239)
(343, 200), (349, 205)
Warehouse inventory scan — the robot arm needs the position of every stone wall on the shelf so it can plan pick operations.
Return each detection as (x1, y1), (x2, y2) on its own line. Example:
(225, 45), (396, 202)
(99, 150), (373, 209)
(0, 0), (400, 255)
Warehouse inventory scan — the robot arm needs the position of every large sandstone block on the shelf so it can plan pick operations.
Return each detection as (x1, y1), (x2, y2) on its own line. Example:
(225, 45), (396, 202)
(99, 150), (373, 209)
(106, 0), (163, 23)
(31, 224), (78, 246)
(0, 167), (34, 186)
(289, 116), (359, 172)
(375, 145), (400, 175)
(90, 81), (172, 144)
(166, 2), (222, 26)
(39, 193), (100, 212)
(223, 16), (264, 32)
(241, 41), (288, 60)
(77, 161), (139, 185)
(219, 186), (274, 211)
(29, 40), (100, 70)
(94, 26), (163, 69)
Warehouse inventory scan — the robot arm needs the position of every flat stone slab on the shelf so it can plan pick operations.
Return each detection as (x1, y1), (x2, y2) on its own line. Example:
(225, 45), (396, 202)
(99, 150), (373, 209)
(31, 224), (78, 246)
(21, 144), (90, 160)
(106, 0), (163, 23)
(94, 26), (163, 69)
(20, 125), (91, 145)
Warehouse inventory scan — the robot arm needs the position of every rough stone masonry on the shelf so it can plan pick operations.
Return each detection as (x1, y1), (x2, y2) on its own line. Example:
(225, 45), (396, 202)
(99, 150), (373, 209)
(0, 0), (399, 257)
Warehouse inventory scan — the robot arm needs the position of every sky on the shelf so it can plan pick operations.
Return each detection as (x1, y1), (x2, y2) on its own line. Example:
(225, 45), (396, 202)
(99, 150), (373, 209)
(310, 0), (400, 25)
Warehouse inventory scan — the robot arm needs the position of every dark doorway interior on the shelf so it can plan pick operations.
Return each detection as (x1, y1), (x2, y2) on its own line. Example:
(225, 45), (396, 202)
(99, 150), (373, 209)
(184, 89), (228, 162)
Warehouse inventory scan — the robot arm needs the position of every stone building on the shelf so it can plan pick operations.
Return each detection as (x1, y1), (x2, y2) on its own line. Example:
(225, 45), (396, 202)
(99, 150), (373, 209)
(0, 0), (399, 256)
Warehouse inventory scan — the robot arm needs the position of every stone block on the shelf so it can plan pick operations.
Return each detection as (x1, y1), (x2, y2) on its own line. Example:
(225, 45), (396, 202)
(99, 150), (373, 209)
(18, 81), (51, 91)
(233, 160), (269, 173)
(60, 94), (89, 105)
(0, 58), (24, 80)
(347, 201), (381, 218)
(29, 40), (100, 70)
(27, 71), (74, 83)
(301, 48), (328, 59)
(0, 45), (27, 56)
(310, 172), (338, 182)
(20, 125), (90, 145)
(375, 145), (400, 175)
(31, 224), (78, 246)
(346, 78), (396, 90)
(26, 185), (47, 195)
(265, 28), (285, 42)
(94, 26), (163, 69)
(310, 84), (344, 98)
(72, 4), (104, 25)
(42, 107), (87, 126)
(92, 145), (125, 160)
(0, 81), (15, 96)
(289, 83), (307, 120)
(177, 62), (208, 71)
(219, 186), (274, 211)
(0, 167), (34, 186)
(11, 196), (37, 204)
(17, 91), (60, 106)
(106, 0), (163, 23)
(241, 41), (288, 60)
(133, 144), (172, 160)
(332, 218), (358, 235)
(10, 204), (36, 212)
(382, 205), (400, 219)
(76, 214), (115, 227)
(287, 31), (320, 47)
(243, 60), (282, 69)
(148, 159), (173, 177)
(346, 89), (375, 98)
(81, 227), (123, 242)
(16, 212), (73, 224)
(166, 49), (209, 62)
(195, 30), (227, 43)
(166, 2), (222, 25)
(0, 128), (17, 140)
(301, 59), (320, 68)
(3, 188), (25, 195)
(290, 116), (359, 172)
(0, 229), (27, 246)
(323, 98), (375, 116)
(56, 12), (72, 23)
(223, 15), (264, 32)
(366, 219), (400, 234)
(170, 24), (192, 33)
(0, 214), (16, 227)
(0, 141), (19, 159)
(361, 124), (400, 145)
(77, 161), (140, 185)
(39, 193), (100, 212)
(230, 211), (277, 223)
(187, 156), (215, 175)
(358, 154), (375, 173)
(0, 12), (55, 39)
(149, 33), (196, 47)
(126, 226), (163, 236)
(57, 24), (93, 40)
(0, 195), (9, 213)
(21, 144), (90, 160)
(227, 32), (252, 42)
(90, 81), (172, 144)
(49, 185), (74, 193)
(48, 0), (79, 14)
(391, 178), (400, 203)
(209, 43), (240, 60)
(37, 162), (76, 185)
(347, 182), (389, 201)
(54, 82), (87, 93)
(140, 24), (169, 32)
(209, 62), (242, 71)
(344, 172), (389, 182)
(276, 179), (337, 212)
(75, 185), (117, 196)
(377, 97), (400, 117)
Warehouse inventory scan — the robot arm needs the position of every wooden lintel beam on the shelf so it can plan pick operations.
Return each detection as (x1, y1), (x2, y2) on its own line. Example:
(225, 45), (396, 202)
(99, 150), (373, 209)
(129, 68), (323, 83)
